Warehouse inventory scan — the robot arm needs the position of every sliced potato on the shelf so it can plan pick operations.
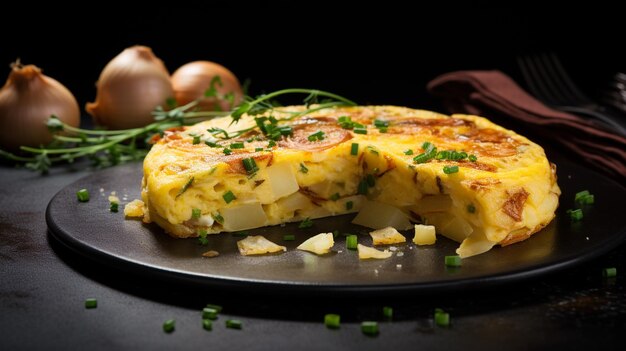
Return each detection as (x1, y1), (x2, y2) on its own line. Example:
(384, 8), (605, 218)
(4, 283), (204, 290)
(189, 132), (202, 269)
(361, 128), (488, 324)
(221, 202), (268, 231)
(237, 235), (286, 256)
(369, 227), (406, 246)
(413, 224), (436, 245)
(297, 233), (334, 255)
(124, 199), (145, 217)
(352, 201), (412, 230)
(357, 244), (392, 259)
(267, 162), (299, 200)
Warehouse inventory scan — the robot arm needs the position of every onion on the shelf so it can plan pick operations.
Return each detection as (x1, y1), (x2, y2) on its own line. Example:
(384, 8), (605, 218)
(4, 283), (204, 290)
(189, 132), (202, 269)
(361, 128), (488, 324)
(86, 46), (173, 129)
(0, 61), (80, 151)
(171, 61), (243, 111)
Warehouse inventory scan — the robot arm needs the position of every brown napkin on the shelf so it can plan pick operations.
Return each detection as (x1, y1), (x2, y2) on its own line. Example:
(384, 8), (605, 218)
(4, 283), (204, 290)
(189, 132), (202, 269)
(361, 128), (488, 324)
(427, 70), (626, 182)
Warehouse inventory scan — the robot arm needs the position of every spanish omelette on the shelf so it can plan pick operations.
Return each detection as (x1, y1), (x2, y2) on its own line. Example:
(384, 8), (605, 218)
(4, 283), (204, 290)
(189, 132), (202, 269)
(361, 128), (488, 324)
(140, 106), (560, 257)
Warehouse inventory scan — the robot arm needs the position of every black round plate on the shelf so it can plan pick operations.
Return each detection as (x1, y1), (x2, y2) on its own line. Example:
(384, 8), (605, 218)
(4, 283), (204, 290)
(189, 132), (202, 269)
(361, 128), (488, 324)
(46, 156), (626, 294)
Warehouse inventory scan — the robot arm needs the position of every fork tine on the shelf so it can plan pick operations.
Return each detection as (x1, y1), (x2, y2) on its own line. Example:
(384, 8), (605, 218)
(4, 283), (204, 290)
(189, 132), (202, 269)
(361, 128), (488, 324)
(545, 53), (593, 104)
(522, 55), (558, 105)
(528, 53), (574, 105)
(517, 55), (558, 105)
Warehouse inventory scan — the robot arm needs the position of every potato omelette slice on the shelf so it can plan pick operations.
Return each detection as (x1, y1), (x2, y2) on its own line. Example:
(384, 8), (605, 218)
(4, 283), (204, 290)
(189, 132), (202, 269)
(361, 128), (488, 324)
(140, 105), (560, 257)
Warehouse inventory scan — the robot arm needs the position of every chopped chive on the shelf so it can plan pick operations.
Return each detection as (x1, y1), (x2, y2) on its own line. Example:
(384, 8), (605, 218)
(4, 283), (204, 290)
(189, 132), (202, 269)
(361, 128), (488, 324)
(226, 319), (242, 329)
(467, 204), (476, 213)
(383, 306), (393, 319)
(307, 130), (325, 141)
(378, 127), (388, 133)
(603, 267), (617, 278)
(330, 193), (340, 201)
(233, 231), (249, 237)
(445, 255), (462, 267)
(469, 154), (477, 162)
(353, 127), (367, 134)
(110, 201), (119, 212)
(176, 177), (194, 198)
(435, 150), (449, 160)
(346, 235), (358, 250)
(222, 148), (232, 155)
(163, 319), (175, 333)
(205, 140), (219, 147)
(366, 174), (376, 187)
(230, 142), (245, 149)
(202, 319), (213, 331)
(206, 304), (223, 313)
(361, 321), (379, 336)
(223, 191), (236, 204)
(412, 153), (430, 164)
(85, 298), (97, 309)
(202, 307), (219, 320)
(198, 229), (208, 245)
(374, 119), (389, 128)
(350, 143), (359, 156)
(299, 163), (309, 174)
(324, 314), (340, 329)
(357, 179), (368, 195)
(212, 212), (224, 224)
(192, 135), (201, 145)
(192, 208), (202, 219)
(443, 165), (459, 174)
(77, 188), (90, 202)
(566, 208), (583, 221)
(283, 234), (295, 241)
(403, 149), (413, 155)
(367, 146), (379, 155)
(298, 217), (313, 229)
(242, 157), (258, 174)
(575, 190), (595, 206)
(346, 201), (354, 211)
(575, 190), (590, 202)
(255, 147), (264, 152)
(434, 309), (450, 327)
(267, 140), (276, 148)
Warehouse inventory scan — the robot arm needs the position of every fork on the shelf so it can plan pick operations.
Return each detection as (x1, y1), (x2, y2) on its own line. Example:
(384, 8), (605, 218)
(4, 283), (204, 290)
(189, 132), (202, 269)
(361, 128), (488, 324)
(517, 53), (626, 136)
(601, 72), (626, 115)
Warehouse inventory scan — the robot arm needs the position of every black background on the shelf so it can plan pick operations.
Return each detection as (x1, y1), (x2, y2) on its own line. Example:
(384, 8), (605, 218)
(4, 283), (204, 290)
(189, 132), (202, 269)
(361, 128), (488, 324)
(2, 2), (624, 112)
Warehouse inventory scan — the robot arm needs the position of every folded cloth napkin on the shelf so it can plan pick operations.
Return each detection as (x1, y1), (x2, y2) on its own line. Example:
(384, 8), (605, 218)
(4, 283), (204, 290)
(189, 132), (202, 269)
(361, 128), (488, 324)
(427, 70), (626, 182)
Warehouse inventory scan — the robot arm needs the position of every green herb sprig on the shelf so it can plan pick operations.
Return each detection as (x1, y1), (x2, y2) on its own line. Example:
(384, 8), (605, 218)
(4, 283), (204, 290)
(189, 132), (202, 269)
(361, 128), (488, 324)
(0, 88), (356, 173)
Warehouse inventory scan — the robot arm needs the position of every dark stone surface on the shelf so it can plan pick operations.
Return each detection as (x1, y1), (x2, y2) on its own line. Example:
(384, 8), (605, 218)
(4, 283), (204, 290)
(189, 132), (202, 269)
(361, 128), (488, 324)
(1, 151), (625, 350)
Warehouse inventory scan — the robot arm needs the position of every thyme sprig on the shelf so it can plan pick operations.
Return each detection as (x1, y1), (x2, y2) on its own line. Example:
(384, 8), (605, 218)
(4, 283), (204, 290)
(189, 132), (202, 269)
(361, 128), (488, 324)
(0, 88), (356, 173)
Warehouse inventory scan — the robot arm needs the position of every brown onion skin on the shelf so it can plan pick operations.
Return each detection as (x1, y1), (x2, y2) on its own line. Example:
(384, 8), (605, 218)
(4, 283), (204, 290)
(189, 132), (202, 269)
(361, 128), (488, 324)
(86, 46), (174, 130)
(0, 63), (80, 151)
(171, 61), (243, 112)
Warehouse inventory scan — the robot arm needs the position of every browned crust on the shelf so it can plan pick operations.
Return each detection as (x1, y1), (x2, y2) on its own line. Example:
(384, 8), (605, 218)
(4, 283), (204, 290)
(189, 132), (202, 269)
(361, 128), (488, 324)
(279, 121), (352, 151)
(502, 188), (529, 222)
(499, 221), (550, 246)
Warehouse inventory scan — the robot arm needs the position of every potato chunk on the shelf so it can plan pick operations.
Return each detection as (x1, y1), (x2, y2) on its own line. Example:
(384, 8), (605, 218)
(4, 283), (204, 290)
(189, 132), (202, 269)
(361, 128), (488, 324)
(369, 227), (406, 246)
(413, 224), (436, 245)
(297, 233), (334, 255)
(357, 244), (392, 259)
(237, 235), (286, 256)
